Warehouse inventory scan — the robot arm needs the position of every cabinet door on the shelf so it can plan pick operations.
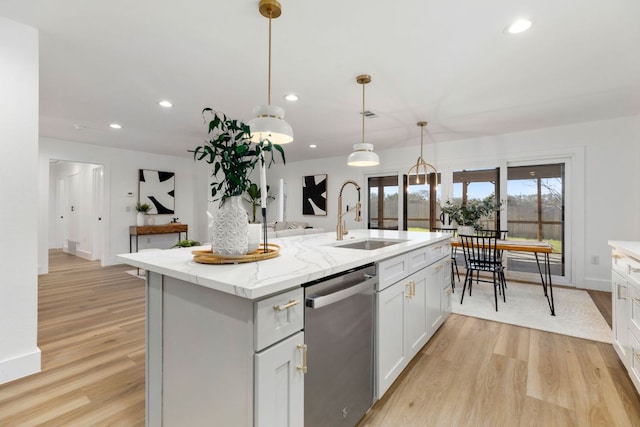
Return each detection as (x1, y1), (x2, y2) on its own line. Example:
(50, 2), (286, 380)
(255, 331), (304, 427)
(405, 269), (428, 359)
(426, 262), (444, 334)
(612, 270), (629, 367)
(377, 281), (407, 398)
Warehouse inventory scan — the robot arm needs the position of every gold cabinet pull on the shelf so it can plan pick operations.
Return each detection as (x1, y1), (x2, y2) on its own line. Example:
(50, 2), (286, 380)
(617, 284), (628, 300)
(446, 288), (453, 295)
(630, 266), (640, 274)
(412, 281), (416, 297)
(435, 264), (443, 271)
(273, 299), (299, 311)
(634, 351), (640, 364)
(297, 344), (308, 374)
(612, 253), (623, 259)
(406, 283), (412, 299)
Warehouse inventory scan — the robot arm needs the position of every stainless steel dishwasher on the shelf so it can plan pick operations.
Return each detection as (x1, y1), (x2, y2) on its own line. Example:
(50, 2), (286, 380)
(303, 263), (376, 427)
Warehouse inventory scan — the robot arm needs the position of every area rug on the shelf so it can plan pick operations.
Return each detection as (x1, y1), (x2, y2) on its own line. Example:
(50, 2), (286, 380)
(451, 281), (612, 343)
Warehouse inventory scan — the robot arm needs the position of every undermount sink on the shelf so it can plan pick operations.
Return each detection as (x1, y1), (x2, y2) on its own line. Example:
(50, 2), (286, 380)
(332, 238), (408, 250)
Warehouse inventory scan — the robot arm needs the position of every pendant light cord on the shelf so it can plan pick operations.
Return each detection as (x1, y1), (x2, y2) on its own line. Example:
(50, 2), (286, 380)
(268, 12), (272, 105)
(361, 80), (365, 144)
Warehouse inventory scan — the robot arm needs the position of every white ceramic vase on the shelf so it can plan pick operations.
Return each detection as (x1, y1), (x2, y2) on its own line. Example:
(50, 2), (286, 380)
(211, 196), (249, 256)
(457, 225), (475, 236)
(136, 212), (145, 226)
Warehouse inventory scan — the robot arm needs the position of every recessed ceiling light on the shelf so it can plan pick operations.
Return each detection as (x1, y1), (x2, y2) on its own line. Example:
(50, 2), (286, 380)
(309, 144), (317, 149)
(158, 100), (173, 108)
(506, 18), (532, 34)
(284, 93), (299, 102)
(109, 123), (122, 129)
(73, 124), (85, 130)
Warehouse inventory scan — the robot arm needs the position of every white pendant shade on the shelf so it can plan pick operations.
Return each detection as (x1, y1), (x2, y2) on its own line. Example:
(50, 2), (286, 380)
(347, 143), (379, 166)
(248, 104), (294, 145)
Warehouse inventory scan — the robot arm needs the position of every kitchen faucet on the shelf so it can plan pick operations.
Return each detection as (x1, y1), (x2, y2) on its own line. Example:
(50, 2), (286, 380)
(336, 180), (362, 240)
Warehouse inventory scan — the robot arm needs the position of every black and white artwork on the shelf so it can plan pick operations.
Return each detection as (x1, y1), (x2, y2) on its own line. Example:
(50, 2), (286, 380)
(139, 169), (175, 214)
(302, 174), (327, 216)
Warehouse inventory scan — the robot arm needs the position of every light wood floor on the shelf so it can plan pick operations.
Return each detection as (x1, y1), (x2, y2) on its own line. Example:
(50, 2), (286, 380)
(2, 251), (639, 426)
(0, 250), (145, 426)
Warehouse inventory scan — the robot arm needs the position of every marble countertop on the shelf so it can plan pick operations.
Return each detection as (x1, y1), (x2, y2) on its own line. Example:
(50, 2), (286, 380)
(118, 229), (450, 300)
(609, 240), (640, 260)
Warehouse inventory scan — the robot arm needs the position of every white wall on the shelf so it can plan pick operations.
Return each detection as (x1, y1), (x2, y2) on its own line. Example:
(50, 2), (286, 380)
(0, 17), (41, 384)
(39, 138), (211, 273)
(268, 115), (640, 291)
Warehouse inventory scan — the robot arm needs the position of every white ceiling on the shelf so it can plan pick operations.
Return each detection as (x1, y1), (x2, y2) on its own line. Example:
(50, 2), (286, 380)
(2, 0), (640, 162)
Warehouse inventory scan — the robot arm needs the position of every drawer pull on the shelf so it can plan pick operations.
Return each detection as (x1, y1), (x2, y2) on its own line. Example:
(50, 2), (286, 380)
(634, 351), (640, 364)
(273, 299), (299, 311)
(612, 253), (623, 259)
(435, 265), (443, 271)
(630, 267), (640, 274)
(618, 284), (628, 300)
(446, 288), (453, 295)
(297, 344), (308, 374)
(434, 245), (442, 250)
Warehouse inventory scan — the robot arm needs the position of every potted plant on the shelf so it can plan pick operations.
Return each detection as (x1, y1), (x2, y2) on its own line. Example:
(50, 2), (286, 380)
(243, 182), (274, 223)
(440, 196), (501, 234)
(192, 108), (285, 255)
(135, 202), (151, 226)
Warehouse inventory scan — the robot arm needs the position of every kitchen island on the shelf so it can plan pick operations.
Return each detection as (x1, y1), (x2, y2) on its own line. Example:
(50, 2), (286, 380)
(118, 229), (451, 427)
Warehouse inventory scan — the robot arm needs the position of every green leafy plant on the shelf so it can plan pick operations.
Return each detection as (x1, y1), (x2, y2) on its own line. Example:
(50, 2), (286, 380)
(243, 182), (275, 223)
(192, 109), (285, 204)
(440, 196), (501, 229)
(172, 239), (201, 248)
(135, 202), (151, 213)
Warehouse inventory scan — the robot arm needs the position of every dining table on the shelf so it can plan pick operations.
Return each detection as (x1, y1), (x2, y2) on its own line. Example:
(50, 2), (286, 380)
(450, 238), (556, 316)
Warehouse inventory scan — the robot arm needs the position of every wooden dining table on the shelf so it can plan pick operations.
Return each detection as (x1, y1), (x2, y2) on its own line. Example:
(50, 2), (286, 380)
(450, 238), (556, 316)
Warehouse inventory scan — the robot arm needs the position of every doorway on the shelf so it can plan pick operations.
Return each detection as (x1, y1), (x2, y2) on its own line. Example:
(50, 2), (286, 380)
(49, 160), (105, 262)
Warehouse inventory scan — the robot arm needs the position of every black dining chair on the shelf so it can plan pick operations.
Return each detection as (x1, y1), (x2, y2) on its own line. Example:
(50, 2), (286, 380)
(432, 227), (460, 290)
(459, 234), (506, 311)
(473, 229), (508, 287)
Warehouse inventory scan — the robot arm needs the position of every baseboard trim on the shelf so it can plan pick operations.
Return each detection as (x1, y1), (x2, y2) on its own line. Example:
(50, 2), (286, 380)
(0, 348), (41, 384)
(581, 278), (611, 292)
(75, 249), (93, 261)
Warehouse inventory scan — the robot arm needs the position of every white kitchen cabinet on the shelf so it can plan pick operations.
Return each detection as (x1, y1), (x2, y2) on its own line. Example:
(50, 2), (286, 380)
(255, 331), (305, 427)
(146, 274), (304, 427)
(376, 248), (449, 398)
(612, 268), (629, 366)
(609, 242), (640, 396)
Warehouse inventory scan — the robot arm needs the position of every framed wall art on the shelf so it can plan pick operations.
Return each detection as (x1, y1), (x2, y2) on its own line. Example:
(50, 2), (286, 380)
(139, 169), (175, 214)
(302, 174), (327, 216)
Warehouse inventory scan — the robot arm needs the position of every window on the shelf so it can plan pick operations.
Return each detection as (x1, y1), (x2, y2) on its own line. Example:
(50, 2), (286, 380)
(451, 168), (500, 229)
(406, 173), (440, 231)
(368, 176), (399, 230)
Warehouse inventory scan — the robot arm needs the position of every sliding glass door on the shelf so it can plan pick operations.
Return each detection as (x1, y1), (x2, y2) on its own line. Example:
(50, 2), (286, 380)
(506, 163), (564, 277)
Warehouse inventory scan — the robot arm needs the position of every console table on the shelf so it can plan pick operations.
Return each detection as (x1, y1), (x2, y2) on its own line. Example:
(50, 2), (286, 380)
(129, 224), (188, 252)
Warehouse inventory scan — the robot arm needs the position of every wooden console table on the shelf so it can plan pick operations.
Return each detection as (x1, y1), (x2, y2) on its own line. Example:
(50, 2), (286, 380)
(129, 224), (188, 252)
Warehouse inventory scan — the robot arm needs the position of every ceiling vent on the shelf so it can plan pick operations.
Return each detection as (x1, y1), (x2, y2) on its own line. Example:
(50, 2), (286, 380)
(361, 110), (377, 118)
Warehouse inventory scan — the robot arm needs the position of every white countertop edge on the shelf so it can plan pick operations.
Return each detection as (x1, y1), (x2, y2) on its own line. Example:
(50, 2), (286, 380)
(609, 240), (640, 261)
(118, 230), (450, 300)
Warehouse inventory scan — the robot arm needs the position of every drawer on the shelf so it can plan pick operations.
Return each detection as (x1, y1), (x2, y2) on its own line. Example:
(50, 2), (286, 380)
(629, 282), (640, 342)
(628, 256), (640, 286)
(378, 254), (409, 291)
(254, 288), (304, 352)
(612, 251), (629, 275)
(408, 241), (450, 274)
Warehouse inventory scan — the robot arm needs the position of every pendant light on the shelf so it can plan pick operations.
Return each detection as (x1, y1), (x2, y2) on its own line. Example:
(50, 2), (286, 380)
(248, 0), (293, 145)
(348, 74), (379, 167)
(408, 121), (438, 185)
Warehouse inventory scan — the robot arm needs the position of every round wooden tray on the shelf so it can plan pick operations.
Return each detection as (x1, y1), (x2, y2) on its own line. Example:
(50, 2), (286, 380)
(192, 243), (280, 264)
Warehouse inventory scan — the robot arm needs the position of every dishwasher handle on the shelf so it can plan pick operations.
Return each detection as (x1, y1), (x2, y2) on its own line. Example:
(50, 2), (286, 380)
(306, 276), (376, 309)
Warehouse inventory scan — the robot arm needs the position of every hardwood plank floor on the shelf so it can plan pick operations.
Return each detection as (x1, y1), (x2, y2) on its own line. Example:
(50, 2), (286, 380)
(2, 251), (638, 426)
(0, 250), (145, 426)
